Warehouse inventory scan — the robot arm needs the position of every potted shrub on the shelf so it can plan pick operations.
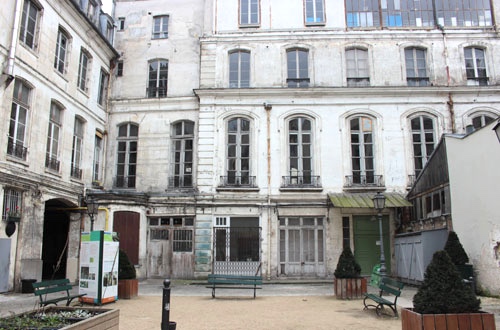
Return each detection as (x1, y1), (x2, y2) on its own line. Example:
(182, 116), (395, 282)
(118, 249), (138, 299)
(333, 246), (366, 299)
(401, 250), (495, 330)
(444, 231), (475, 291)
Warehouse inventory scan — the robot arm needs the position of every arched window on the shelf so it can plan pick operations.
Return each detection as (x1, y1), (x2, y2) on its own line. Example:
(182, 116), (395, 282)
(46, 102), (64, 172)
(8, 79), (32, 160)
(171, 121), (194, 188)
(148, 59), (168, 97)
(349, 116), (375, 184)
(229, 50), (250, 88)
(471, 113), (494, 129)
(287, 116), (314, 185)
(226, 117), (252, 186)
(287, 49), (309, 88)
(464, 47), (488, 86)
(405, 47), (429, 86)
(346, 48), (369, 87)
(410, 115), (435, 177)
(115, 123), (139, 188)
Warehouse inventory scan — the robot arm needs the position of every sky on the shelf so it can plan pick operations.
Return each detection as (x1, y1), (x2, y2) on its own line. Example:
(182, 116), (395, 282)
(101, 0), (113, 15)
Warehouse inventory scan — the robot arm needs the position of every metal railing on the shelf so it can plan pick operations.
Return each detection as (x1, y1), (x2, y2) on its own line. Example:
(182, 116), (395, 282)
(219, 175), (257, 188)
(71, 166), (82, 179)
(45, 156), (60, 171)
(281, 175), (321, 188)
(7, 139), (28, 160)
(168, 176), (193, 189)
(114, 175), (136, 188)
(344, 174), (384, 187)
(146, 86), (167, 98)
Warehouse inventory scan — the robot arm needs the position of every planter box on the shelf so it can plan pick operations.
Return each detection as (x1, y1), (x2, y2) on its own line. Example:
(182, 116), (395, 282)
(0, 306), (119, 330)
(334, 277), (367, 299)
(401, 308), (496, 330)
(118, 279), (138, 299)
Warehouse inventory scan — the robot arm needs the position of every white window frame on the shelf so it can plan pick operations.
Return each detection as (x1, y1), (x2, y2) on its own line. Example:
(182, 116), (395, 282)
(305, 0), (325, 24)
(8, 79), (31, 160)
(464, 47), (488, 86)
(19, 0), (42, 50)
(229, 50), (250, 88)
(152, 15), (169, 39)
(54, 28), (70, 74)
(287, 116), (314, 185)
(286, 48), (310, 88)
(410, 115), (436, 177)
(171, 121), (194, 188)
(78, 48), (91, 92)
(71, 118), (84, 179)
(46, 102), (63, 171)
(239, 0), (259, 26)
(405, 47), (429, 86)
(346, 48), (370, 87)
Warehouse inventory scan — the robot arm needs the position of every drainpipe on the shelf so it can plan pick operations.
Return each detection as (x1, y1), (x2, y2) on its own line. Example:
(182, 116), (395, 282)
(264, 102), (272, 280)
(4, 0), (23, 82)
(438, 24), (451, 86)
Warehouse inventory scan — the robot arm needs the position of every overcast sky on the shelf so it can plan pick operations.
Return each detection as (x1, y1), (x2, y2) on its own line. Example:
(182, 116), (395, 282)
(102, 0), (112, 14)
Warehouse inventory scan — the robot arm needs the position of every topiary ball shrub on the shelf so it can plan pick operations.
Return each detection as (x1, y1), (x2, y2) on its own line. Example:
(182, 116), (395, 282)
(413, 250), (480, 314)
(444, 231), (469, 266)
(334, 247), (361, 278)
(119, 249), (136, 280)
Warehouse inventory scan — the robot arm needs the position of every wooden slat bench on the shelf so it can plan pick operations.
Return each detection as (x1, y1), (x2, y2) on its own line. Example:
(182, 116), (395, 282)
(207, 274), (263, 299)
(363, 277), (404, 317)
(32, 279), (87, 307)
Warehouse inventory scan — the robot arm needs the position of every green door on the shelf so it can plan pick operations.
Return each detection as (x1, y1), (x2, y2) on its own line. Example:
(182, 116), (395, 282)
(353, 215), (391, 276)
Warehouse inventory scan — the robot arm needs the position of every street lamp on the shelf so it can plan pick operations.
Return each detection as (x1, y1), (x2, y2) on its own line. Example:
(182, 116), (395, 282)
(372, 192), (387, 276)
(86, 198), (99, 231)
(493, 119), (500, 143)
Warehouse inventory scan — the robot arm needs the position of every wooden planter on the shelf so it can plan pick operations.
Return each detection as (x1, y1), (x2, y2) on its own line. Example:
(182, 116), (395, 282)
(118, 278), (138, 299)
(0, 306), (119, 330)
(401, 308), (496, 330)
(334, 277), (367, 299)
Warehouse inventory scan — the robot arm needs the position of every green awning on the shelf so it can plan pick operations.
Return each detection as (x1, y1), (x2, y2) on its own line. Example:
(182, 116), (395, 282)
(328, 192), (412, 208)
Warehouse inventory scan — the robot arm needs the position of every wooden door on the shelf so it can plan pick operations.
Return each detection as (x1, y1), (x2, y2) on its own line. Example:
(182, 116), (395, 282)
(113, 211), (140, 265)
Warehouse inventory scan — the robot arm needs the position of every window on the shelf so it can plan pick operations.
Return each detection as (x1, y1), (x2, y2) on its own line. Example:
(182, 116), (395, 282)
(287, 117), (314, 185)
(465, 47), (488, 86)
(226, 117), (251, 186)
(115, 123), (138, 188)
(152, 15), (168, 39)
(2, 189), (22, 221)
(305, 0), (325, 24)
(346, 48), (369, 87)
(46, 102), (63, 172)
(350, 116), (374, 184)
(173, 230), (193, 252)
(97, 68), (109, 106)
(382, 0), (434, 27)
(411, 115), (435, 177)
(405, 47), (429, 86)
(436, 0), (492, 27)
(117, 61), (124, 77)
(78, 48), (91, 92)
(346, 0), (380, 27)
(240, 0), (259, 25)
(229, 50), (250, 88)
(71, 118), (84, 179)
(214, 217), (260, 263)
(19, 0), (41, 50)
(54, 28), (70, 74)
(147, 59), (168, 97)
(118, 17), (125, 31)
(287, 49), (309, 88)
(93, 131), (103, 183)
(471, 114), (494, 129)
(7, 79), (31, 160)
(171, 121), (194, 188)
(342, 217), (350, 249)
(149, 217), (194, 252)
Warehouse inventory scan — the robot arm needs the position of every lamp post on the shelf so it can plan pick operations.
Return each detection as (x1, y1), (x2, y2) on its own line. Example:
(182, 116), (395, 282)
(372, 192), (387, 276)
(86, 199), (99, 231)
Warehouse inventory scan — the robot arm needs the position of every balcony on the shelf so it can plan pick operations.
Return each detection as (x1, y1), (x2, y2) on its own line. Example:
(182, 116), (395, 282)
(218, 175), (257, 190)
(71, 166), (82, 179)
(407, 77), (430, 87)
(280, 175), (321, 190)
(168, 176), (193, 189)
(344, 174), (384, 190)
(146, 86), (167, 98)
(7, 139), (28, 160)
(45, 156), (60, 172)
(114, 175), (136, 188)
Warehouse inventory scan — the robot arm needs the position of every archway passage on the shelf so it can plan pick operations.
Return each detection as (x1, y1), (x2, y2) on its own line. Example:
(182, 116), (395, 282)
(42, 200), (71, 280)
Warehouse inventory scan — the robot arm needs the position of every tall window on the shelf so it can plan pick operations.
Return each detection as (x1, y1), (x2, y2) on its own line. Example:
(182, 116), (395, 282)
(71, 118), (84, 179)
(382, 0), (434, 27)
(152, 15), (168, 39)
(7, 79), (31, 160)
(97, 68), (109, 106)
(93, 132), (103, 183)
(46, 102), (63, 172)
(148, 59), (168, 98)
(54, 28), (70, 74)
(436, 0), (492, 27)
(226, 118), (251, 186)
(346, 48), (369, 87)
(464, 47), (488, 86)
(229, 50), (250, 88)
(471, 114), (494, 129)
(350, 116), (374, 184)
(405, 47), (429, 86)
(287, 49), (309, 88)
(346, 0), (380, 27)
(78, 48), (91, 92)
(116, 123), (138, 188)
(240, 0), (259, 25)
(305, 0), (325, 24)
(171, 121), (194, 188)
(2, 189), (22, 221)
(411, 115), (435, 177)
(288, 117), (313, 185)
(19, 0), (41, 50)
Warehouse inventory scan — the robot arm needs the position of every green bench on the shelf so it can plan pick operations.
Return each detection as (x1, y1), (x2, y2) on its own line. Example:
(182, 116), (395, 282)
(32, 279), (87, 307)
(207, 274), (263, 299)
(363, 277), (404, 317)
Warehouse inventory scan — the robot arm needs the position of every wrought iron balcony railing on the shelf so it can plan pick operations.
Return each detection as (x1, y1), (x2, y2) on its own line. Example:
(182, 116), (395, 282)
(281, 175), (321, 188)
(7, 139), (28, 160)
(344, 174), (384, 187)
(168, 176), (193, 189)
(146, 86), (167, 98)
(45, 156), (60, 172)
(219, 175), (257, 188)
(114, 175), (136, 188)
(71, 166), (82, 179)
(407, 77), (430, 87)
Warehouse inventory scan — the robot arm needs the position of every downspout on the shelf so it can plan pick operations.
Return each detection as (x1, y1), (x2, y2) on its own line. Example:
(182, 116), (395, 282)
(264, 102), (272, 280)
(4, 0), (23, 82)
(438, 24), (456, 133)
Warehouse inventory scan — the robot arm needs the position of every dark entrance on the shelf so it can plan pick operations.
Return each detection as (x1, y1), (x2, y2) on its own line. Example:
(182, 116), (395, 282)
(42, 200), (70, 280)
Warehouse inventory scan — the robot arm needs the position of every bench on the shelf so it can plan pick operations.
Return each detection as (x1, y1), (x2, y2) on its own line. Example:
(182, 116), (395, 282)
(32, 279), (87, 307)
(363, 277), (404, 317)
(207, 274), (263, 299)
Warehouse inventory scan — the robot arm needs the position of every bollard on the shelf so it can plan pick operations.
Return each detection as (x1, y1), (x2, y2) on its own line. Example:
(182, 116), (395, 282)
(161, 279), (170, 330)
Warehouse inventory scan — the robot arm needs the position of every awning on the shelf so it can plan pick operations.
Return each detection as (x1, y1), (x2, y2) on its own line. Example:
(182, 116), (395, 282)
(328, 192), (412, 208)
